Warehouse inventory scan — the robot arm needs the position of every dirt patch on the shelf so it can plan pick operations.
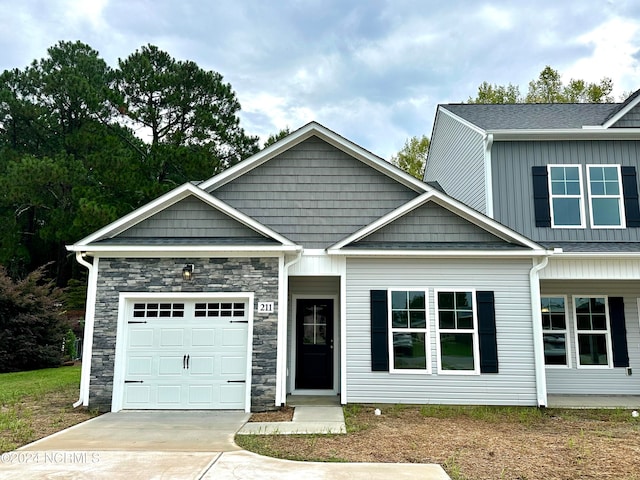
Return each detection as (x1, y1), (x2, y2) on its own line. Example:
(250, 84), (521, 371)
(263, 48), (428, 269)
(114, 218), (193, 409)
(0, 388), (97, 453)
(248, 406), (295, 422)
(238, 405), (640, 480)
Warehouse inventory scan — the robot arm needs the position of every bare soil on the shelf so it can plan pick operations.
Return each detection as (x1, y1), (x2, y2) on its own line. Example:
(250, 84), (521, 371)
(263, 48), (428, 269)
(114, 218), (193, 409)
(248, 406), (295, 422)
(0, 390), (96, 453)
(241, 405), (640, 480)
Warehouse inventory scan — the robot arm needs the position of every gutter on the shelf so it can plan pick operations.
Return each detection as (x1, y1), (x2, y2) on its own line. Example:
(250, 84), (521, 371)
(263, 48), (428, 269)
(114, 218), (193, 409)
(73, 252), (97, 408)
(276, 249), (303, 406)
(483, 133), (494, 218)
(529, 255), (550, 407)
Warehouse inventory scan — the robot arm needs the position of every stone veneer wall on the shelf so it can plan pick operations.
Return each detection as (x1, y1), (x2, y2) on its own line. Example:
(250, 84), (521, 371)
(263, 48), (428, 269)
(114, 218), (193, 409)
(91, 257), (280, 412)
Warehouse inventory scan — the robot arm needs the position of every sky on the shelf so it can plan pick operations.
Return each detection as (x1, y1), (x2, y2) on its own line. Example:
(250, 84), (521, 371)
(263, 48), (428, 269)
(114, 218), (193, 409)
(1, 0), (640, 159)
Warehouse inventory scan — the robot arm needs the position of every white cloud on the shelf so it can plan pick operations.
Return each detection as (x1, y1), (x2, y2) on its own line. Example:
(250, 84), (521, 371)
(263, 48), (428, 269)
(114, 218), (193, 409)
(564, 17), (640, 97)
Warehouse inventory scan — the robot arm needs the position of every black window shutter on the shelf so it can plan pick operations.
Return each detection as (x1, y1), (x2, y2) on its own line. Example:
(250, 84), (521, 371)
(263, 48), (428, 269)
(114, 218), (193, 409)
(532, 166), (551, 227)
(621, 166), (640, 227)
(608, 297), (629, 368)
(370, 290), (389, 372)
(477, 291), (498, 373)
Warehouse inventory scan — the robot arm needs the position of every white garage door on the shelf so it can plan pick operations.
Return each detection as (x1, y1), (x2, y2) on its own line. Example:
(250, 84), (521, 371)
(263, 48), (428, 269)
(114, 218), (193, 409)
(123, 299), (249, 409)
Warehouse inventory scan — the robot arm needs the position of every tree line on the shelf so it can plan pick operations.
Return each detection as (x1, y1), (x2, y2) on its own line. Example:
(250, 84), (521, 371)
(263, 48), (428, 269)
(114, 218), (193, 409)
(392, 66), (622, 179)
(0, 41), (262, 286)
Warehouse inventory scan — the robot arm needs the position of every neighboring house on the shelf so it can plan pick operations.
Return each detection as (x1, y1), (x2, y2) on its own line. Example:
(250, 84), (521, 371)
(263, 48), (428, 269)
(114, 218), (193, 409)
(69, 122), (551, 413)
(425, 93), (640, 404)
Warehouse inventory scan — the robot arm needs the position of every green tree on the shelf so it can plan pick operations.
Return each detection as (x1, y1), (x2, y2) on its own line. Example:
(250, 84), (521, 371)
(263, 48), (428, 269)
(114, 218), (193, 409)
(468, 66), (615, 104)
(114, 44), (259, 184)
(263, 127), (291, 148)
(0, 265), (67, 372)
(467, 81), (521, 104)
(390, 135), (430, 179)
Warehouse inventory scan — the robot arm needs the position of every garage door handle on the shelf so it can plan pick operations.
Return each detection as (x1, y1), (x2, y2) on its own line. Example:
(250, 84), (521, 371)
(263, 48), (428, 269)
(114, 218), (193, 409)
(125, 380), (144, 384)
(227, 380), (246, 383)
(186, 354), (190, 369)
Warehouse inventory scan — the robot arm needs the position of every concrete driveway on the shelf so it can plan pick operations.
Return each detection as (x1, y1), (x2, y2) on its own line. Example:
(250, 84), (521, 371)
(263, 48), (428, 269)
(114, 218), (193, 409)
(1, 411), (450, 480)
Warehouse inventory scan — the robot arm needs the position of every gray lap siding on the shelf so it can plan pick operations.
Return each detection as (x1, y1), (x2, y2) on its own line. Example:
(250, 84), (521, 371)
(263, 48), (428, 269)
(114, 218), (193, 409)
(91, 257), (280, 412)
(345, 257), (537, 406)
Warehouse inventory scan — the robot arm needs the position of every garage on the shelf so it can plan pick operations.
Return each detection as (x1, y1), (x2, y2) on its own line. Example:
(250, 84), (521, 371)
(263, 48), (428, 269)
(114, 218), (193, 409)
(121, 298), (250, 410)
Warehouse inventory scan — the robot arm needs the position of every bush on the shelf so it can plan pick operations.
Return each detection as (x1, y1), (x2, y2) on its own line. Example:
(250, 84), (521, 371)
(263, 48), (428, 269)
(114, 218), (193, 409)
(0, 265), (66, 372)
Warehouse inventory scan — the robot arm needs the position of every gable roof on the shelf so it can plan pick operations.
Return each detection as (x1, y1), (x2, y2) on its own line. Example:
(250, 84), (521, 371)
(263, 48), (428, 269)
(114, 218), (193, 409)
(328, 190), (547, 256)
(199, 121), (431, 194)
(439, 87), (640, 132)
(443, 103), (619, 130)
(68, 183), (299, 253)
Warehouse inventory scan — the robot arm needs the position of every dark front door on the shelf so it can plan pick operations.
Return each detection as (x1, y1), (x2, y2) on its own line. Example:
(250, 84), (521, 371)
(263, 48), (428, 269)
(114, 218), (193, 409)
(295, 299), (334, 389)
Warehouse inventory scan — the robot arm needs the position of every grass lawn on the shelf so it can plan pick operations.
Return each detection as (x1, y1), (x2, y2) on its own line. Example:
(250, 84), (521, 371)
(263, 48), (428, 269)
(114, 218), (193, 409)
(0, 365), (97, 453)
(237, 403), (640, 480)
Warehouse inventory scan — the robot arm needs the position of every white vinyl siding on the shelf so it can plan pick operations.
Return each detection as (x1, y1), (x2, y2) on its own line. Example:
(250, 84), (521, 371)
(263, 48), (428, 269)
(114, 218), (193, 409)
(542, 280), (640, 395)
(345, 258), (536, 406)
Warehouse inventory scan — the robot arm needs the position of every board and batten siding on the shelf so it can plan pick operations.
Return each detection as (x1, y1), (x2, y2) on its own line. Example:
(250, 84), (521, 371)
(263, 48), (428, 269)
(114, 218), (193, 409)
(491, 140), (640, 242)
(541, 280), (640, 395)
(121, 197), (263, 239)
(345, 258), (537, 405)
(360, 201), (500, 243)
(211, 137), (419, 248)
(424, 109), (487, 213)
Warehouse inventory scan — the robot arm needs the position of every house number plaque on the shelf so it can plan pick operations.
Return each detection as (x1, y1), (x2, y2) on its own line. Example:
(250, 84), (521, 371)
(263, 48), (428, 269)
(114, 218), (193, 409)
(258, 302), (274, 313)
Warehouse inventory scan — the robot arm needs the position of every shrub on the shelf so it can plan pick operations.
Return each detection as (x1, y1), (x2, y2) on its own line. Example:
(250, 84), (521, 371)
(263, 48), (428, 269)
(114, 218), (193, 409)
(0, 265), (66, 372)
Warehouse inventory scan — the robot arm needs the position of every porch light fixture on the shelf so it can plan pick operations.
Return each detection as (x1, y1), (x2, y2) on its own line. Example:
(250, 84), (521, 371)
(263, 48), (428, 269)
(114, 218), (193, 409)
(182, 264), (194, 281)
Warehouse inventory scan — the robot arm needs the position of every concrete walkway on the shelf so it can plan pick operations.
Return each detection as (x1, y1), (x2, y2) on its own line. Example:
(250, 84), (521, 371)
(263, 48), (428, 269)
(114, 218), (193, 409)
(238, 405), (346, 434)
(0, 409), (450, 480)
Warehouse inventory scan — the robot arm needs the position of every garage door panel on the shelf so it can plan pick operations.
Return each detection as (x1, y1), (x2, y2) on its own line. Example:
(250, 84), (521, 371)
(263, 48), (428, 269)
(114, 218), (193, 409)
(188, 385), (215, 405)
(123, 298), (249, 410)
(219, 384), (245, 406)
(128, 329), (154, 348)
(220, 355), (246, 375)
(222, 328), (247, 346)
(160, 329), (184, 347)
(189, 356), (214, 375)
(191, 328), (215, 347)
(158, 355), (184, 375)
(124, 385), (151, 404)
(157, 385), (182, 405)
(127, 356), (153, 376)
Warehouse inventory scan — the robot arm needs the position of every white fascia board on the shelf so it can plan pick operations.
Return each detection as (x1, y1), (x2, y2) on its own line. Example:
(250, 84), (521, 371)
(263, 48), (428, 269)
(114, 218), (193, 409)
(601, 96), (640, 128)
(490, 128), (640, 141)
(438, 107), (487, 136)
(328, 190), (543, 252)
(327, 249), (551, 257)
(201, 121), (430, 194)
(68, 245), (302, 258)
(552, 251), (640, 258)
(71, 183), (296, 248)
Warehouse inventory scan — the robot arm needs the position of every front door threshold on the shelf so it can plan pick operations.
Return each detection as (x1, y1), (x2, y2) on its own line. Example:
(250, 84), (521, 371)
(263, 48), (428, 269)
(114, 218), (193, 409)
(291, 389), (337, 396)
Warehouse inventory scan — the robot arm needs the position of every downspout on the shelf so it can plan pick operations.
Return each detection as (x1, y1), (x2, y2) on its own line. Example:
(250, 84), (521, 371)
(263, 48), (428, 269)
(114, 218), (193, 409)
(73, 252), (97, 408)
(483, 133), (494, 218)
(530, 255), (550, 407)
(276, 249), (303, 406)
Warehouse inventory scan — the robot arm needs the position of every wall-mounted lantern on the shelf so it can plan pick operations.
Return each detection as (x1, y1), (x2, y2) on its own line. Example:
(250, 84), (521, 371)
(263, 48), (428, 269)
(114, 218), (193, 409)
(182, 264), (194, 282)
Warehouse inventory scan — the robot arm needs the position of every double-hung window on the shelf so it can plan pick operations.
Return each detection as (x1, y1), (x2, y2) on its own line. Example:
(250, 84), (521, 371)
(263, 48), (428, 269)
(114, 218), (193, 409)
(435, 290), (479, 374)
(540, 296), (569, 366)
(548, 165), (585, 228)
(573, 296), (612, 367)
(388, 290), (429, 373)
(587, 165), (625, 228)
